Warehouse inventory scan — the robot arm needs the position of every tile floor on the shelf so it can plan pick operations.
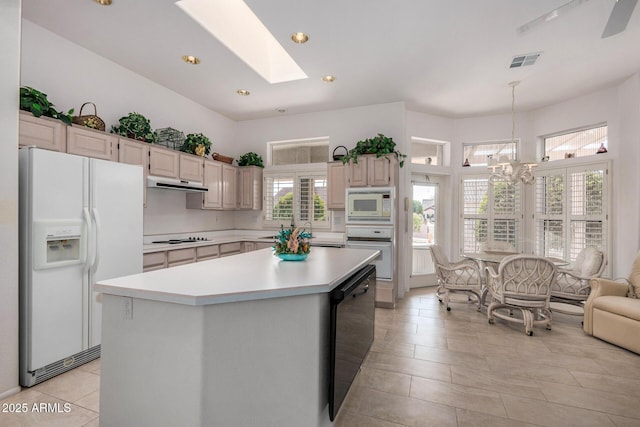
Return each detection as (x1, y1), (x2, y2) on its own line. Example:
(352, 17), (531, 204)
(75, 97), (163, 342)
(1, 286), (639, 426)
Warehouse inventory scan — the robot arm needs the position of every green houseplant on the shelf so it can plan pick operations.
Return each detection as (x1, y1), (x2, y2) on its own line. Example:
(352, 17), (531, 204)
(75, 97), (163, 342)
(341, 133), (407, 167)
(180, 133), (212, 157)
(20, 86), (73, 125)
(110, 112), (157, 143)
(236, 152), (264, 168)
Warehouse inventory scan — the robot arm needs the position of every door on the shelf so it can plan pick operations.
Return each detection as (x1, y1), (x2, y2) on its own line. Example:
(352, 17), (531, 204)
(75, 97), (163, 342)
(88, 158), (143, 347)
(410, 178), (439, 288)
(22, 148), (86, 370)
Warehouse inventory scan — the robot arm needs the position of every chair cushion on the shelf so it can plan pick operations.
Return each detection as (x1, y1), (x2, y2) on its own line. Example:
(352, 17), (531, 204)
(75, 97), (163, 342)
(593, 296), (640, 322)
(629, 251), (640, 297)
(579, 248), (603, 277)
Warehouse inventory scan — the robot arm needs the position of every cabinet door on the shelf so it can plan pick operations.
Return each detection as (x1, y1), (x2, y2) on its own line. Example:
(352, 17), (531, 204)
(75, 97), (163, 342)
(118, 138), (149, 206)
(368, 156), (393, 186)
(185, 160), (223, 210)
(18, 111), (67, 152)
(149, 146), (179, 179)
(143, 252), (166, 272)
(348, 156), (368, 187)
(179, 154), (204, 182)
(243, 242), (257, 252)
(167, 248), (196, 267)
(327, 162), (346, 209)
(239, 166), (262, 210)
(219, 242), (242, 257)
(67, 125), (117, 161)
(196, 245), (220, 261)
(222, 164), (237, 210)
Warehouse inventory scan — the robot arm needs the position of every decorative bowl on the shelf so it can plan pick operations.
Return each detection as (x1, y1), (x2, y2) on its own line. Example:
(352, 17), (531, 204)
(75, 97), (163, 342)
(278, 253), (308, 261)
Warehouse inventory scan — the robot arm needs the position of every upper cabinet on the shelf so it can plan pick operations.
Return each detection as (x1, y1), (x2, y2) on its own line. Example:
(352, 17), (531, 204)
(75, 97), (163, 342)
(149, 146), (179, 179)
(186, 159), (223, 209)
(179, 153), (204, 182)
(238, 166), (262, 210)
(221, 163), (237, 210)
(18, 111), (67, 152)
(67, 125), (118, 161)
(347, 155), (396, 187)
(327, 162), (346, 210)
(118, 137), (149, 207)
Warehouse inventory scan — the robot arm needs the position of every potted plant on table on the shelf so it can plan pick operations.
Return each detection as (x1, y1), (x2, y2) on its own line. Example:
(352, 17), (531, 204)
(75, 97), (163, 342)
(273, 225), (311, 261)
(341, 133), (407, 167)
(110, 112), (158, 143)
(236, 152), (264, 168)
(20, 86), (74, 125)
(180, 133), (212, 157)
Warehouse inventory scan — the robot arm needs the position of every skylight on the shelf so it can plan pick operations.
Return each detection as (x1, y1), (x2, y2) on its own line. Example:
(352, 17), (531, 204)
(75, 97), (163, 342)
(175, 0), (308, 84)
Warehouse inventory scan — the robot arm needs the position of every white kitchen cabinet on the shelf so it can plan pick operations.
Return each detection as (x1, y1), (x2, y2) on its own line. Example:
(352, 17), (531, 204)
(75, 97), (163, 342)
(219, 242), (242, 257)
(186, 159), (224, 210)
(196, 245), (220, 261)
(66, 125), (118, 161)
(242, 242), (256, 252)
(327, 161), (346, 210)
(149, 145), (179, 179)
(221, 164), (237, 210)
(118, 137), (149, 206)
(143, 252), (166, 272)
(18, 111), (67, 152)
(238, 166), (262, 210)
(179, 153), (204, 182)
(347, 154), (396, 187)
(167, 248), (196, 267)
(255, 242), (274, 250)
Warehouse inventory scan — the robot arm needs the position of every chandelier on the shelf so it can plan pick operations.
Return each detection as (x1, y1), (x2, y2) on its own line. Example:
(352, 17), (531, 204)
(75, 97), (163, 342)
(488, 81), (536, 185)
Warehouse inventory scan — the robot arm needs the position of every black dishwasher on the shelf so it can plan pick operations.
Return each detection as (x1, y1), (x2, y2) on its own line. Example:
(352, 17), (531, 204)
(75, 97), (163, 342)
(328, 264), (376, 421)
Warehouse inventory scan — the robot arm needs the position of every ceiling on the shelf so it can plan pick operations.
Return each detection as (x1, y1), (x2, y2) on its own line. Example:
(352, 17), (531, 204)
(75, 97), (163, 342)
(21, 0), (640, 121)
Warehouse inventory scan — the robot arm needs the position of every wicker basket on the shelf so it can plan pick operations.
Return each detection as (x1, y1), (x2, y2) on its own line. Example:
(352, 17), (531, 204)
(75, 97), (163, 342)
(72, 102), (105, 131)
(212, 152), (234, 164)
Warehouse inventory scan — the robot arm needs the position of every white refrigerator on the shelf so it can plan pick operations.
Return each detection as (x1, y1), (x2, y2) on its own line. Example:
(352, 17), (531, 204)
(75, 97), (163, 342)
(19, 147), (143, 386)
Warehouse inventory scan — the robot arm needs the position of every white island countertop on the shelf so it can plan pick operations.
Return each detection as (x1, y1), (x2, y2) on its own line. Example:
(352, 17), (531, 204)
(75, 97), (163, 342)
(95, 247), (379, 306)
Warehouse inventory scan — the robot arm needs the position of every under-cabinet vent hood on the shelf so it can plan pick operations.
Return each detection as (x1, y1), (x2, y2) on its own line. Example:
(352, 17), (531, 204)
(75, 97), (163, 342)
(146, 176), (208, 193)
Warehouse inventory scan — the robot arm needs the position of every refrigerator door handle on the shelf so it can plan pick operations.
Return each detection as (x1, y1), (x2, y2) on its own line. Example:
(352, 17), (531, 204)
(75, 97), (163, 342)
(91, 207), (101, 273)
(83, 207), (94, 273)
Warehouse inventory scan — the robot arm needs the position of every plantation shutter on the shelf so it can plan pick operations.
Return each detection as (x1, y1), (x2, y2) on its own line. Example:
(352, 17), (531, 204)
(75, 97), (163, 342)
(264, 174), (294, 224)
(296, 173), (329, 227)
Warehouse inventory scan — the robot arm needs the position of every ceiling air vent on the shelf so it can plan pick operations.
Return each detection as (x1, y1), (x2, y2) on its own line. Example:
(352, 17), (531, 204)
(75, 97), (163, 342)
(510, 52), (542, 68)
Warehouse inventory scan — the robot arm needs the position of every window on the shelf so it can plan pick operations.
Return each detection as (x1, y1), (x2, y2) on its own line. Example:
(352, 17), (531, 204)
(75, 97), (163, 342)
(267, 137), (329, 166)
(543, 124), (607, 161)
(534, 162), (608, 263)
(411, 138), (445, 166)
(462, 140), (517, 167)
(263, 168), (329, 229)
(460, 176), (523, 252)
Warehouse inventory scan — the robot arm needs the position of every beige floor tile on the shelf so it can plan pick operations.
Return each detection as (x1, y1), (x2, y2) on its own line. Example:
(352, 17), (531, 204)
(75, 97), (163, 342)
(364, 351), (451, 383)
(384, 331), (448, 349)
(409, 376), (507, 418)
(501, 393), (616, 427)
(354, 366), (412, 397)
(608, 414), (640, 427)
(450, 365), (547, 400)
(33, 369), (100, 403)
(82, 417), (100, 427)
(0, 388), (98, 427)
(73, 390), (100, 413)
(455, 408), (539, 427)
(414, 345), (490, 371)
(536, 379), (640, 420)
(76, 358), (100, 374)
(334, 410), (407, 427)
(570, 370), (640, 398)
(415, 316), (446, 329)
(486, 355), (580, 386)
(353, 387), (458, 427)
(370, 340), (416, 358)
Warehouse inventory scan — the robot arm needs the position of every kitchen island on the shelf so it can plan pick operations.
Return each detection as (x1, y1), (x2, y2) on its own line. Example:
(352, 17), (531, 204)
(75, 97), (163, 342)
(95, 247), (379, 427)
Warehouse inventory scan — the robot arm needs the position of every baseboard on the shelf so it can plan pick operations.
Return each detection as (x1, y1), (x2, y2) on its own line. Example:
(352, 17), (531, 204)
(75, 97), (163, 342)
(0, 386), (22, 401)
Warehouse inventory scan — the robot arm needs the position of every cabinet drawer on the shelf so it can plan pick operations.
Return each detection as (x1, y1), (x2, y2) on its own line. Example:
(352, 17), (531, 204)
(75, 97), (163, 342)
(255, 242), (274, 250)
(219, 242), (242, 257)
(167, 248), (196, 265)
(196, 245), (220, 260)
(143, 252), (166, 271)
(19, 111), (67, 152)
(243, 242), (256, 252)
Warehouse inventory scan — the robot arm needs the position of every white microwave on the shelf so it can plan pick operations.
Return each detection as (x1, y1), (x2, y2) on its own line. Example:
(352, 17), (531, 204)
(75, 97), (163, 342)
(346, 187), (394, 223)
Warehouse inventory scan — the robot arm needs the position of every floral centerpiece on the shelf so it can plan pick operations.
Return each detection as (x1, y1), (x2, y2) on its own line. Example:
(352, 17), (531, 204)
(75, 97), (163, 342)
(274, 225), (311, 261)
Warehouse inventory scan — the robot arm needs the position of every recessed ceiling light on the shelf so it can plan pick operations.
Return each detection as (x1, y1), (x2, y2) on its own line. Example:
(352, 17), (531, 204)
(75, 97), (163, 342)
(237, 89), (250, 96)
(291, 32), (309, 44)
(95, 0), (112, 5)
(321, 75), (336, 83)
(182, 55), (201, 65)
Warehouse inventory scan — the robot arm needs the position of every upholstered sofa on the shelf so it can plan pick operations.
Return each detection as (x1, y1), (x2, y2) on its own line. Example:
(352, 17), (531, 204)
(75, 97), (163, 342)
(584, 253), (640, 354)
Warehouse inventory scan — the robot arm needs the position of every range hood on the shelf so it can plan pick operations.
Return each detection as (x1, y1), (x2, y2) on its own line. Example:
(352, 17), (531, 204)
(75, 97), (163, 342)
(146, 176), (208, 193)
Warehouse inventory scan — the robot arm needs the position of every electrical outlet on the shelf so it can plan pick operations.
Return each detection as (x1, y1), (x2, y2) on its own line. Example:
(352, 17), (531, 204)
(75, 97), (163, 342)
(122, 297), (133, 320)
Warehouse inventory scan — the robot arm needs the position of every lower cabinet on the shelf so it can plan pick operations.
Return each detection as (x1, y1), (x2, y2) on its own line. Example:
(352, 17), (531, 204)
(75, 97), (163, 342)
(145, 240), (270, 270)
(143, 252), (167, 272)
(196, 245), (220, 261)
(167, 248), (196, 267)
(219, 242), (242, 257)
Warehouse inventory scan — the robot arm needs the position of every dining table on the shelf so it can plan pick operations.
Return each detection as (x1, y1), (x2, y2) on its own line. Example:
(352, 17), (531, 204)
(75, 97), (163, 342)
(462, 251), (569, 267)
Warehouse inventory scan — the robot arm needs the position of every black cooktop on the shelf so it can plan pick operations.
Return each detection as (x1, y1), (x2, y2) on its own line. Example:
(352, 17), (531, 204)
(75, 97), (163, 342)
(151, 238), (208, 244)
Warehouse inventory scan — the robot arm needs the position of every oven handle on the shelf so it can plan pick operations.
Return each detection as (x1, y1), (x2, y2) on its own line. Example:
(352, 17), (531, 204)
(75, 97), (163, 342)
(346, 240), (391, 246)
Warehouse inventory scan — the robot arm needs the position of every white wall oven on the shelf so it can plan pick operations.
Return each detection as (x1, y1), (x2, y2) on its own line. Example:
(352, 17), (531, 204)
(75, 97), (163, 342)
(345, 225), (393, 281)
(346, 187), (394, 224)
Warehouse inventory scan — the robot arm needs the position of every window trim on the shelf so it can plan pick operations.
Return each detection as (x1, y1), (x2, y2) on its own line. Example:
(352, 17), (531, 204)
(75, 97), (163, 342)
(266, 136), (330, 166)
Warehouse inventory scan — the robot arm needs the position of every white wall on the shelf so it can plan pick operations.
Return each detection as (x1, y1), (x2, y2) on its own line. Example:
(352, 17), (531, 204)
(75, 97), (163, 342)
(0, 0), (22, 399)
(20, 20), (239, 235)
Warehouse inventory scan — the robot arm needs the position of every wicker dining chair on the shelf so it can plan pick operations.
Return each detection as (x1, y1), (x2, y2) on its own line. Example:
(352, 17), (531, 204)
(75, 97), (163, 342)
(551, 247), (606, 315)
(430, 244), (483, 311)
(485, 254), (557, 336)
